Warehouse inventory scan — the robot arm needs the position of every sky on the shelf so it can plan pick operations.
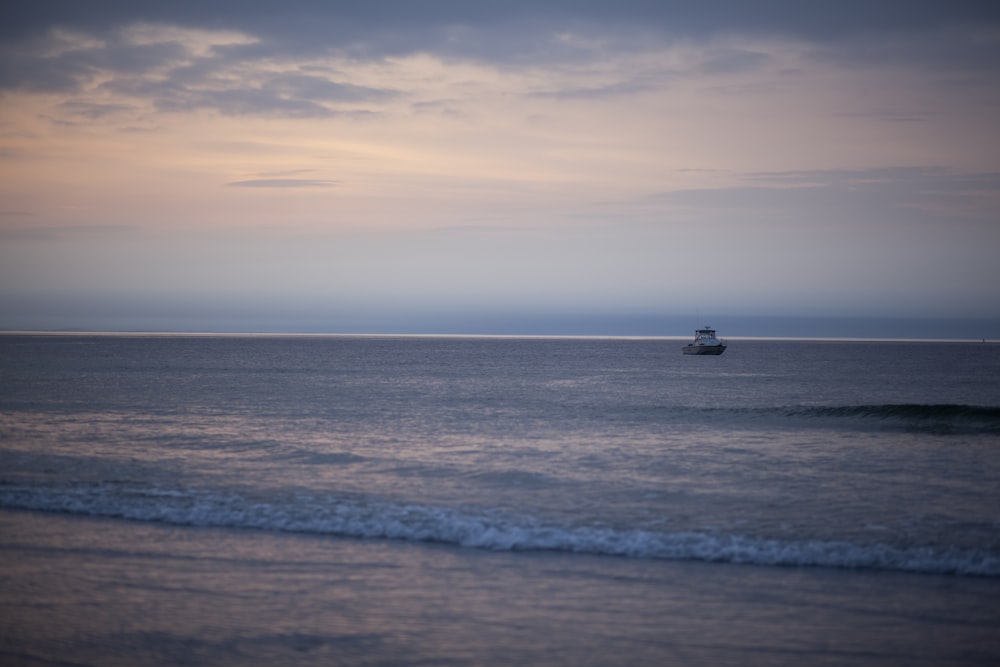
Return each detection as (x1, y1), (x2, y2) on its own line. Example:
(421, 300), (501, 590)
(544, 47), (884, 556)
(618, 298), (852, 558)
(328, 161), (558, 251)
(1, 1), (999, 336)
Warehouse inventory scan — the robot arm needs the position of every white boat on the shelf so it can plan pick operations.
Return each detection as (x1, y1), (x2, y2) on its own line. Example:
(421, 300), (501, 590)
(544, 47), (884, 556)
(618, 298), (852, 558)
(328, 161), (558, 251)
(682, 326), (727, 355)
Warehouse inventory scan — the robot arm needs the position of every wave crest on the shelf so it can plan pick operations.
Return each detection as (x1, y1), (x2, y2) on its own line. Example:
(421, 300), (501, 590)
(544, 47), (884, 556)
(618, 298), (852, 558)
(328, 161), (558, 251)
(1, 483), (997, 577)
(788, 403), (1000, 434)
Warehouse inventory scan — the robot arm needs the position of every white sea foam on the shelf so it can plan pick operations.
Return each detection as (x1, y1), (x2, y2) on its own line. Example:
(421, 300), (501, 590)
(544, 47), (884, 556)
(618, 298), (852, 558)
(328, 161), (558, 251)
(2, 483), (997, 577)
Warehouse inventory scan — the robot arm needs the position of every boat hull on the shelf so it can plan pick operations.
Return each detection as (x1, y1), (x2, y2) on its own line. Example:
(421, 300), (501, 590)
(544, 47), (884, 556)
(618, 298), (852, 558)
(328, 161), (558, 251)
(682, 344), (727, 355)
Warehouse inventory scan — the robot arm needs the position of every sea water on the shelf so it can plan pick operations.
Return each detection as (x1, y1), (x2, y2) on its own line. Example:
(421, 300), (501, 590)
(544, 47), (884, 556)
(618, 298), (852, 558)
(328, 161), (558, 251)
(2, 333), (999, 665)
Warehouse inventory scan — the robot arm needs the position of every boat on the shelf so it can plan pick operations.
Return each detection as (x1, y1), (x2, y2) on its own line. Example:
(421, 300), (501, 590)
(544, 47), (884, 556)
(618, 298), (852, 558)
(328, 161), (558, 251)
(682, 326), (727, 355)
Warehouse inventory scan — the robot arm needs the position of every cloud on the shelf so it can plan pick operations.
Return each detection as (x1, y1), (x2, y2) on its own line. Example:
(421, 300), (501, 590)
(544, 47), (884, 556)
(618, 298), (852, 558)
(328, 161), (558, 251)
(741, 167), (1000, 211)
(697, 48), (772, 75)
(833, 110), (935, 124)
(655, 166), (1000, 222)
(0, 22), (401, 119)
(527, 77), (661, 100)
(4, 2), (999, 63)
(0, 224), (138, 241)
(5, 2), (999, 39)
(58, 100), (135, 119)
(227, 179), (339, 188)
(148, 86), (342, 118)
(3, 2), (997, 126)
(805, 24), (1000, 73)
(102, 66), (397, 118)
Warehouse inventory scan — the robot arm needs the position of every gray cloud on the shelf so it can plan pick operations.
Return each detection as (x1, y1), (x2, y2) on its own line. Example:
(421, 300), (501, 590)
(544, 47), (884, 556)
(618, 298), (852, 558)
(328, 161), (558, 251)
(697, 49), (772, 75)
(5, 2), (999, 38)
(527, 78), (661, 100)
(653, 167), (1000, 231)
(741, 166), (1000, 196)
(0, 34), (192, 92)
(4, 2), (999, 59)
(526, 45), (776, 100)
(152, 87), (344, 118)
(2, 1), (997, 122)
(227, 179), (339, 188)
(58, 100), (135, 119)
(0, 49), (92, 93)
(833, 110), (936, 124)
(7, 30), (401, 119)
(0, 224), (138, 241)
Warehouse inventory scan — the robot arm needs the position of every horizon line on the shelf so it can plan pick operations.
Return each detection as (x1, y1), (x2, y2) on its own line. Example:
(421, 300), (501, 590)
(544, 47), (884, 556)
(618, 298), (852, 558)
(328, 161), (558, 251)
(1, 330), (996, 344)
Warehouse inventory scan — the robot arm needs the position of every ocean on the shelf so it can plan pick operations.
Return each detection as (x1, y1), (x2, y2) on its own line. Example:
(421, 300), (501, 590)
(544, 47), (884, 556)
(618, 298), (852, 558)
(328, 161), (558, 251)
(1, 333), (999, 665)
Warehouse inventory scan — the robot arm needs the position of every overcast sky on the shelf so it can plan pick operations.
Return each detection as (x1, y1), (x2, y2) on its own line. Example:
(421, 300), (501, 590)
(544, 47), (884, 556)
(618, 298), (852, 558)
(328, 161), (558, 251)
(2, 1), (999, 335)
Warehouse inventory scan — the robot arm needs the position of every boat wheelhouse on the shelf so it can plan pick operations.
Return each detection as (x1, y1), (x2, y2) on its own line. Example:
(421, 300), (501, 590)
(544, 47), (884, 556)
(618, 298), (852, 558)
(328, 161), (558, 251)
(682, 326), (727, 355)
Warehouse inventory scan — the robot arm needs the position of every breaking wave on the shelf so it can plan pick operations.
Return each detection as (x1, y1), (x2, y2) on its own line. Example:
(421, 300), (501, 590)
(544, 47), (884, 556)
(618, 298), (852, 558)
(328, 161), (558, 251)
(1, 482), (997, 578)
(785, 403), (1000, 434)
